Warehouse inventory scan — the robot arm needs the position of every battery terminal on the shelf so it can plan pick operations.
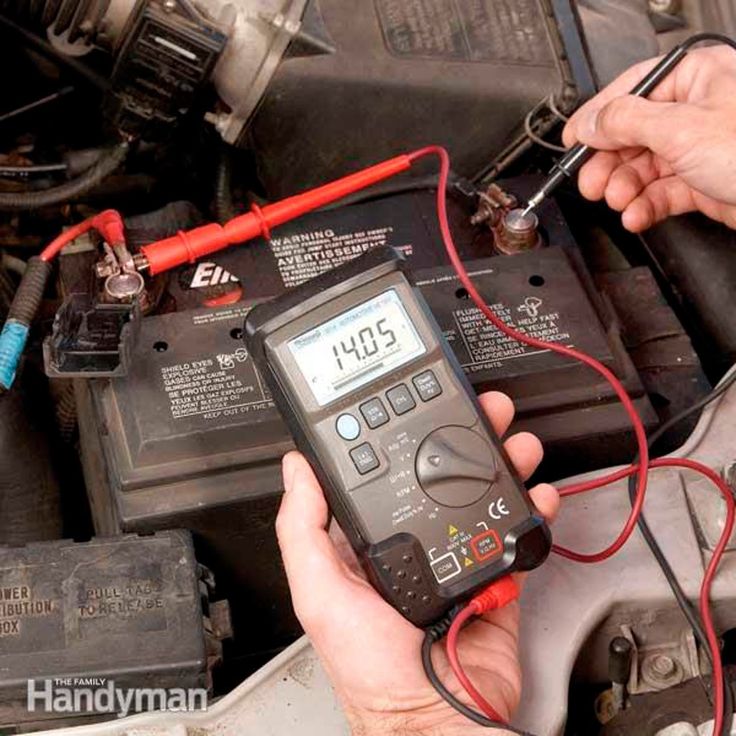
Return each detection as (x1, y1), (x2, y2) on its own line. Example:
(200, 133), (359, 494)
(471, 184), (542, 255)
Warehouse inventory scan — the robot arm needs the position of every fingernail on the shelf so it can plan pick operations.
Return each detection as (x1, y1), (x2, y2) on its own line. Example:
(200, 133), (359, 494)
(282, 452), (299, 492)
(581, 108), (600, 139)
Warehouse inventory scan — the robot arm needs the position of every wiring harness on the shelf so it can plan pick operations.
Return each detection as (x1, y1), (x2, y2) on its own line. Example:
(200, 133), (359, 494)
(411, 145), (736, 736)
(0, 210), (125, 392)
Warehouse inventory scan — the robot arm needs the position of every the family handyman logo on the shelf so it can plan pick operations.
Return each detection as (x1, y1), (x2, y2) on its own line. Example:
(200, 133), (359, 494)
(27, 677), (207, 718)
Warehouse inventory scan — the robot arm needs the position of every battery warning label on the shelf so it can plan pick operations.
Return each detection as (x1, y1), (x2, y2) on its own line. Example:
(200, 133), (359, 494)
(160, 354), (271, 422)
(269, 226), (399, 288)
(454, 298), (572, 372)
(413, 250), (617, 381)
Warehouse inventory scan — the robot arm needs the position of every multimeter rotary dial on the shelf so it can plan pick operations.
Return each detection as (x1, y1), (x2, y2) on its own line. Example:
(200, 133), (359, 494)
(415, 426), (498, 507)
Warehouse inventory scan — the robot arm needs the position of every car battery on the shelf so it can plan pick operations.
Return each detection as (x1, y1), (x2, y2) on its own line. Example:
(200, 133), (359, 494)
(0, 531), (222, 731)
(74, 184), (656, 672)
(76, 304), (296, 672)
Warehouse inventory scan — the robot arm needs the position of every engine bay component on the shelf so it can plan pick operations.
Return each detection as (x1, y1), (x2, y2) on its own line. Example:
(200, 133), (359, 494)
(106, 1), (229, 136)
(2, 0), (230, 137)
(0, 530), (225, 730)
(495, 208), (542, 254)
(644, 215), (736, 376)
(43, 294), (140, 378)
(246, 0), (595, 196)
(4, 0), (597, 190)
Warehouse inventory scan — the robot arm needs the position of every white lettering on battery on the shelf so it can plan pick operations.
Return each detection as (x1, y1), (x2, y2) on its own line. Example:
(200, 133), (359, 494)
(453, 301), (572, 371)
(189, 262), (239, 288)
(191, 306), (249, 326)
(160, 356), (271, 421)
(269, 227), (396, 287)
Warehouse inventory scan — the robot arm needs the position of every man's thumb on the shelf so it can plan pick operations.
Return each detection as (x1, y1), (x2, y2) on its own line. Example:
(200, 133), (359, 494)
(275, 452), (347, 620)
(568, 96), (683, 154)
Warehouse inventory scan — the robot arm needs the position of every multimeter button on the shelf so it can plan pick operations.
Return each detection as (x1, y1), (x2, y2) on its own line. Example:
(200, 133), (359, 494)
(360, 398), (389, 429)
(430, 552), (462, 583)
(413, 370), (442, 402)
(471, 530), (502, 562)
(386, 384), (416, 415)
(336, 413), (361, 441)
(416, 427), (497, 507)
(350, 443), (380, 474)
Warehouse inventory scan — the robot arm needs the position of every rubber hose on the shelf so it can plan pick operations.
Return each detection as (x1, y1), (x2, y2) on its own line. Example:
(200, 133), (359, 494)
(53, 379), (78, 443)
(0, 256), (51, 392)
(0, 142), (128, 211)
(7, 256), (51, 324)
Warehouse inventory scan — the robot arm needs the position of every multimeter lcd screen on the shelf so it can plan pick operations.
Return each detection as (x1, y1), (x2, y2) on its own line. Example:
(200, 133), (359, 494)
(288, 289), (426, 406)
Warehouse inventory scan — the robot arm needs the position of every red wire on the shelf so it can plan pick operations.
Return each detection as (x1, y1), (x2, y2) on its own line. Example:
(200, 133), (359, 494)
(558, 467), (636, 497)
(408, 145), (650, 563)
(40, 210), (125, 262)
(561, 458), (733, 736)
(411, 145), (733, 732)
(40, 219), (94, 262)
(447, 459), (734, 731)
(446, 605), (507, 722)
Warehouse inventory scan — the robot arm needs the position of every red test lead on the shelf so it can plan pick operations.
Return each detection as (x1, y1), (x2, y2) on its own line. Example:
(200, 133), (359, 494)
(138, 155), (414, 275)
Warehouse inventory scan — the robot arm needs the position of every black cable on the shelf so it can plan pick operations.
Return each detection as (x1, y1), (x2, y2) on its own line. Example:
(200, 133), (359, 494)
(0, 141), (128, 211)
(422, 620), (537, 734)
(0, 164), (67, 178)
(680, 33), (736, 52)
(629, 368), (736, 735)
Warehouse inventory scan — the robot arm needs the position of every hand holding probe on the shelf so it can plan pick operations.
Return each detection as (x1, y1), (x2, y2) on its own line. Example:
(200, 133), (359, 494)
(521, 34), (736, 217)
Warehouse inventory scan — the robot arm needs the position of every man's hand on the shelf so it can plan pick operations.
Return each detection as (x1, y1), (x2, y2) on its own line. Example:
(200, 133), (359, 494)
(562, 45), (736, 232)
(276, 391), (558, 736)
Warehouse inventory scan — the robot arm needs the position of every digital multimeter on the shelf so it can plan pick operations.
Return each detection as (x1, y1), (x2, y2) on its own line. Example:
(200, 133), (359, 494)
(245, 247), (551, 626)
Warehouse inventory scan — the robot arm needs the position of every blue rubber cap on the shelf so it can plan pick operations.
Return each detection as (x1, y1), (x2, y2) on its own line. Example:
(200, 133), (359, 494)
(0, 319), (30, 390)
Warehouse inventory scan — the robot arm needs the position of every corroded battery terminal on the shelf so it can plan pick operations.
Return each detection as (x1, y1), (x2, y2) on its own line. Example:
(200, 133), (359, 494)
(495, 208), (541, 255)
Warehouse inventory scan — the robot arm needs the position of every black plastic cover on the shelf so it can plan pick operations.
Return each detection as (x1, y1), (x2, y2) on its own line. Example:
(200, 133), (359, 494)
(248, 0), (596, 196)
(43, 294), (140, 378)
(108, 3), (227, 136)
(0, 531), (207, 727)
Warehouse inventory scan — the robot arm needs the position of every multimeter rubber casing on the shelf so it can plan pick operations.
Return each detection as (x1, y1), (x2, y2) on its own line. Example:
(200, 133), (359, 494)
(245, 247), (551, 627)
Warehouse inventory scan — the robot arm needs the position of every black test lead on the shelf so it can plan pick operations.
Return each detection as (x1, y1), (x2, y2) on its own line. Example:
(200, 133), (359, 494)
(521, 34), (736, 218)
